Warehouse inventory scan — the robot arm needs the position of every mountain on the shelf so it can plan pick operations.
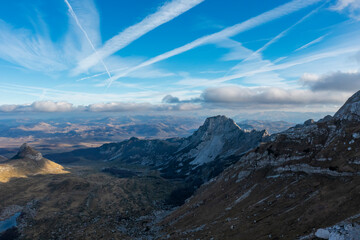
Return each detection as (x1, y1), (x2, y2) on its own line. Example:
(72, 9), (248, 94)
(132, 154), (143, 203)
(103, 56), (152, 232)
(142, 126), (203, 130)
(0, 143), (68, 182)
(237, 119), (294, 134)
(160, 116), (269, 181)
(46, 116), (269, 185)
(161, 91), (360, 239)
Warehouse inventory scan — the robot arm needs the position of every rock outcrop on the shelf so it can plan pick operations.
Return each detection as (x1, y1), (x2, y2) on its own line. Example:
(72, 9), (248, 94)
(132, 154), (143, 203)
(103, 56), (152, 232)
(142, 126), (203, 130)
(0, 144), (68, 183)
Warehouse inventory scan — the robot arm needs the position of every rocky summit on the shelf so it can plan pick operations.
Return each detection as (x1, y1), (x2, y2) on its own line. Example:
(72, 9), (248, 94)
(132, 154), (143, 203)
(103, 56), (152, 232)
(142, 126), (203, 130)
(0, 144), (68, 183)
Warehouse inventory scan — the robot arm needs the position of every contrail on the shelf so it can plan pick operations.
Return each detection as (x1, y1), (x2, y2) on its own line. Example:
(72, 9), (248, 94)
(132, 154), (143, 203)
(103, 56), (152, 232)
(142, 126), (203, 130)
(231, 1), (327, 71)
(205, 46), (360, 86)
(77, 67), (127, 82)
(295, 34), (328, 52)
(75, 0), (205, 75)
(105, 0), (323, 87)
(64, 0), (112, 79)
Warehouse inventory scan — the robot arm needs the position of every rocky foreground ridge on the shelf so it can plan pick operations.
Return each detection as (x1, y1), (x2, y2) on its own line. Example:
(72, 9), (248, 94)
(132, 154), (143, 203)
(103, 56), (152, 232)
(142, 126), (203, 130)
(160, 91), (360, 239)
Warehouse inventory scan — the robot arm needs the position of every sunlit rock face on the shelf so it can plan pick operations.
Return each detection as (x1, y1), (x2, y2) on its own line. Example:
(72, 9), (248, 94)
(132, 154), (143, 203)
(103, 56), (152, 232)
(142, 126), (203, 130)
(0, 144), (67, 183)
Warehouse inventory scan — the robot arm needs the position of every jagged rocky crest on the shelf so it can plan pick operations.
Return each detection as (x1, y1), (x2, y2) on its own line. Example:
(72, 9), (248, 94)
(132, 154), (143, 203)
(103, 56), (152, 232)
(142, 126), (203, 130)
(13, 143), (43, 161)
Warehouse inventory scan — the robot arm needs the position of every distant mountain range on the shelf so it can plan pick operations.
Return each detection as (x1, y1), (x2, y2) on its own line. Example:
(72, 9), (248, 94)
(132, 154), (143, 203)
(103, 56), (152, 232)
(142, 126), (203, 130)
(0, 116), (294, 158)
(0, 115), (204, 156)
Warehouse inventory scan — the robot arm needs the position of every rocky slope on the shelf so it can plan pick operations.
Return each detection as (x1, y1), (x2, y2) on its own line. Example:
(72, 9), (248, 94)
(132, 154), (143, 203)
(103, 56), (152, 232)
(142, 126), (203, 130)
(0, 144), (68, 183)
(161, 91), (360, 239)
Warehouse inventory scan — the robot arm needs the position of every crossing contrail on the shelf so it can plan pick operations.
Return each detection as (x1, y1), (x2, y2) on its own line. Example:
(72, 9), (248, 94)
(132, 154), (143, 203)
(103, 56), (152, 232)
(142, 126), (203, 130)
(64, 0), (112, 79)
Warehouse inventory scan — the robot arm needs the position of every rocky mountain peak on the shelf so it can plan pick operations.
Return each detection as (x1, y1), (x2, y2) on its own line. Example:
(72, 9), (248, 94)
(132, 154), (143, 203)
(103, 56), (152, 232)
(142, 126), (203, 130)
(198, 115), (240, 136)
(13, 143), (43, 161)
(334, 90), (360, 121)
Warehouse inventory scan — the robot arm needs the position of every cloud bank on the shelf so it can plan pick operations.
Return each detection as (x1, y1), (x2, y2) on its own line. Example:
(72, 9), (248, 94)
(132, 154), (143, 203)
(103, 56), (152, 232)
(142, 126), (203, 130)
(202, 86), (349, 105)
(301, 71), (360, 92)
(0, 101), (201, 113)
(0, 101), (74, 112)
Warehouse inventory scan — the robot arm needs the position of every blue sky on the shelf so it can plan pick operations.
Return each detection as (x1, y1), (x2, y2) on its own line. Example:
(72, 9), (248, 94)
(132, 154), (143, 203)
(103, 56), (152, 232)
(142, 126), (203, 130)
(0, 0), (360, 115)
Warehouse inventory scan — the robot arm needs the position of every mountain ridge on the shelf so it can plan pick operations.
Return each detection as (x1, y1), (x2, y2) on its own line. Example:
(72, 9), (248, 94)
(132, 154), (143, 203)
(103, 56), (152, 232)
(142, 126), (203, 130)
(46, 115), (269, 188)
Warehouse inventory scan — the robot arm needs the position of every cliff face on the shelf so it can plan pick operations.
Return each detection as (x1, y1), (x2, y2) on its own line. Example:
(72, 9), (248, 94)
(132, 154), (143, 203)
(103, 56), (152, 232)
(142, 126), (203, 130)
(161, 91), (360, 240)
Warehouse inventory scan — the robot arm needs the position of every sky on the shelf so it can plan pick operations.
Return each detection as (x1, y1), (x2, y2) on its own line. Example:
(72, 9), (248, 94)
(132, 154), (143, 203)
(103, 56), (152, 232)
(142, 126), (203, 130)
(0, 0), (360, 117)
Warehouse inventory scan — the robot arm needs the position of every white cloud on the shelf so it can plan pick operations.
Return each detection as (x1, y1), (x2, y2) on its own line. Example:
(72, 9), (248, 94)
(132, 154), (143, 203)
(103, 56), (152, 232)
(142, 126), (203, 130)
(0, 101), (74, 112)
(202, 86), (350, 105)
(162, 95), (180, 103)
(330, 0), (360, 20)
(105, 0), (323, 86)
(172, 103), (201, 111)
(0, 0), (102, 72)
(0, 104), (18, 112)
(0, 84), (355, 113)
(301, 70), (360, 92)
(31, 101), (74, 112)
(0, 20), (67, 72)
(74, 0), (205, 75)
(88, 102), (153, 112)
(0, 100), (202, 113)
